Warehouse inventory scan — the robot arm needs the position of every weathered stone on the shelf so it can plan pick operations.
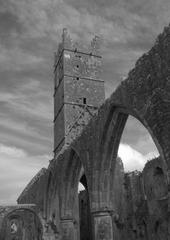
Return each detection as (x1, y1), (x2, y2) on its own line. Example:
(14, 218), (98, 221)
(1, 25), (170, 239)
(0, 205), (43, 240)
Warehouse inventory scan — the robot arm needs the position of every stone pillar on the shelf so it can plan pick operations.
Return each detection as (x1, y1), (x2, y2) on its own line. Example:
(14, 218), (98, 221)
(60, 219), (77, 240)
(166, 170), (170, 238)
(167, 170), (170, 211)
(92, 211), (113, 240)
(43, 232), (56, 240)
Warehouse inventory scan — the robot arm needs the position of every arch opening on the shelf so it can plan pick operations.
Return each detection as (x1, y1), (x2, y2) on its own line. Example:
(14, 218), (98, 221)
(97, 105), (169, 238)
(105, 111), (167, 239)
(59, 149), (92, 240)
(78, 174), (92, 240)
(118, 115), (159, 173)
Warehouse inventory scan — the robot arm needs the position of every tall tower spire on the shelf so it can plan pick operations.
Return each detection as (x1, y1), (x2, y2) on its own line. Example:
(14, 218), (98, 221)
(53, 29), (105, 156)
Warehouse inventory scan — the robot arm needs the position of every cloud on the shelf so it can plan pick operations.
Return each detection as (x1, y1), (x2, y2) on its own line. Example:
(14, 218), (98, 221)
(78, 183), (85, 193)
(0, 78), (53, 155)
(0, 131), (52, 156)
(0, 45), (43, 72)
(119, 115), (159, 172)
(118, 143), (159, 172)
(0, 79), (53, 121)
(0, 144), (26, 158)
(0, 143), (50, 205)
(120, 115), (159, 154)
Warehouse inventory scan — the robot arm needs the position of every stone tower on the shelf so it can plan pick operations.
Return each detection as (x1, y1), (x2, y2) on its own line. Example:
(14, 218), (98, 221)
(53, 29), (105, 156)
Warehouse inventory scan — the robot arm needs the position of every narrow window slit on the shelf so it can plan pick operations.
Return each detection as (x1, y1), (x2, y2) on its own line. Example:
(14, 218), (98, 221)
(83, 98), (86, 104)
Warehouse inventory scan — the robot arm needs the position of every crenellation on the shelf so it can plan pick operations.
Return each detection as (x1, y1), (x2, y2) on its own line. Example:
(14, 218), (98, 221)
(89, 35), (102, 56)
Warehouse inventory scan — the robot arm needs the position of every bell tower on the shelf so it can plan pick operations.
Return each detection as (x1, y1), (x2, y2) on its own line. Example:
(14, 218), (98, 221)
(53, 29), (105, 156)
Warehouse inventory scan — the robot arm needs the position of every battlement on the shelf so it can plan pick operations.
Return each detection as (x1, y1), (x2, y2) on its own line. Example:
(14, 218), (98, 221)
(54, 29), (102, 67)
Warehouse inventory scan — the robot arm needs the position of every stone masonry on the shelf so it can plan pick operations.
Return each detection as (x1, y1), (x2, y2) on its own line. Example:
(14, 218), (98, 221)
(1, 25), (170, 239)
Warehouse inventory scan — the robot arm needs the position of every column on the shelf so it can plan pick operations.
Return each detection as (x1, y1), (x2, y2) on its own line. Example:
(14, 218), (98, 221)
(60, 219), (77, 240)
(167, 170), (170, 238)
(92, 211), (113, 240)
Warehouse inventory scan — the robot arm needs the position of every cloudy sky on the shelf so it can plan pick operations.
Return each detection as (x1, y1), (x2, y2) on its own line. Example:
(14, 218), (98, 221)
(0, 0), (169, 204)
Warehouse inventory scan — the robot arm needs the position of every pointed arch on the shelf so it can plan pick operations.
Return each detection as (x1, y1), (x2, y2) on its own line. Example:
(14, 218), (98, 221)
(59, 148), (90, 219)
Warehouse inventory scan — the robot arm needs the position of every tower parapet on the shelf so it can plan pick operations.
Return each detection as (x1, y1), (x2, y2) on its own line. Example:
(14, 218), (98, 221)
(53, 29), (105, 156)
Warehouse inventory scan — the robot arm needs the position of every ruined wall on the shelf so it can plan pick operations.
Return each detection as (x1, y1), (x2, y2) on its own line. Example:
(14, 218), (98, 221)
(17, 156), (169, 240)
(17, 159), (63, 238)
(0, 205), (42, 240)
(142, 158), (168, 239)
(5, 25), (170, 240)
(123, 171), (145, 239)
(122, 157), (168, 240)
(17, 168), (48, 221)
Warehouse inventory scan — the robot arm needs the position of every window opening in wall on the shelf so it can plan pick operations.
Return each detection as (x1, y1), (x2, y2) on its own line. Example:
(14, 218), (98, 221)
(76, 77), (79, 81)
(154, 166), (163, 176)
(76, 65), (79, 68)
(83, 98), (86, 104)
(10, 221), (18, 234)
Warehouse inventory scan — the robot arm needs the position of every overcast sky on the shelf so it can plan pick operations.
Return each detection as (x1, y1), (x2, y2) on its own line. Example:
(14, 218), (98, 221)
(0, 0), (169, 204)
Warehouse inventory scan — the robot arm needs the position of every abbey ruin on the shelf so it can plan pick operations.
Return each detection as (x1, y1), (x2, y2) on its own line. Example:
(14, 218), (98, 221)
(0, 25), (170, 239)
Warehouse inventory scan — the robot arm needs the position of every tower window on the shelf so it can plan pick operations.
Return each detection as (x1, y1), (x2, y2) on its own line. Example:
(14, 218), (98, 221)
(76, 77), (79, 81)
(76, 65), (79, 68)
(83, 98), (86, 104)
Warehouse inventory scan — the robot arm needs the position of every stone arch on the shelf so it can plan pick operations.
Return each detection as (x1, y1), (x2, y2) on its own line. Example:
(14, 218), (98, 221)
(83, 27), (170, 211)
(89, 97), (169, 240)
(58, 148), (93, 240)
(92, 107), (127, 210)
(94, 102), (168, 210)
(42, 164), (61, 237)
(59, 148), (90, 219)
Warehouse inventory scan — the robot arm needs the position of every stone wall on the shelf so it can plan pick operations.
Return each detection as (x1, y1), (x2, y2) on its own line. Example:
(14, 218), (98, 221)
(17, 168), (48, 219)
(0, 205), (43, 240)
(16, 157), (169, 240)
(122, 157), (168, 240)
(2, 25), (170, 239)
